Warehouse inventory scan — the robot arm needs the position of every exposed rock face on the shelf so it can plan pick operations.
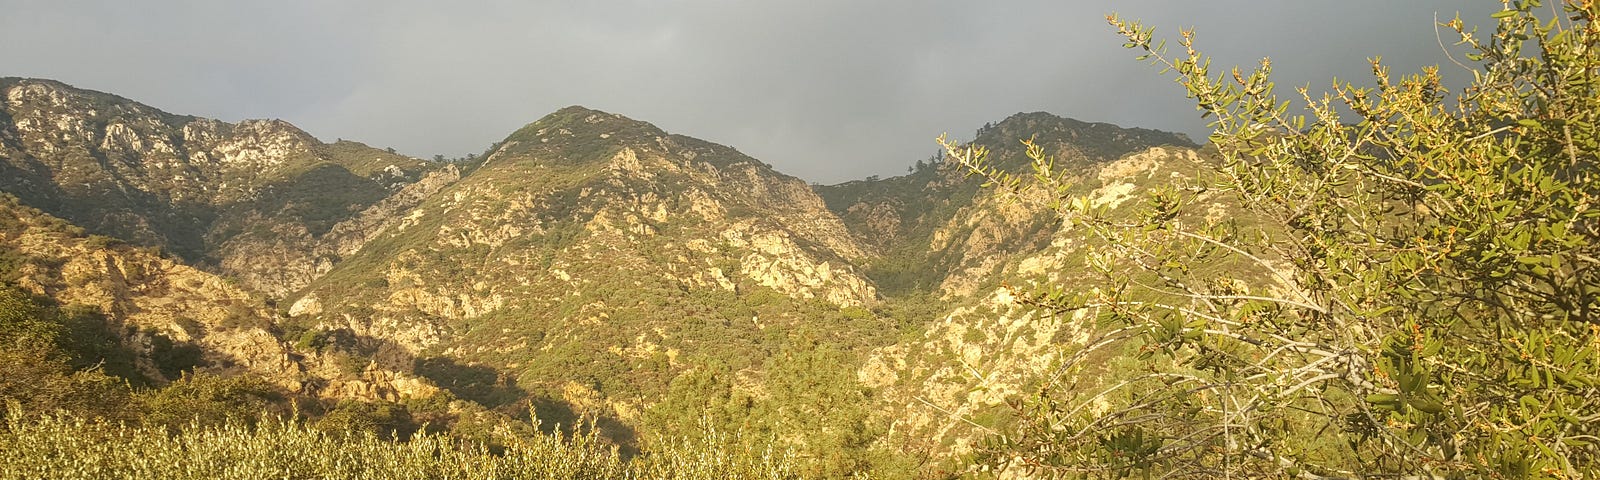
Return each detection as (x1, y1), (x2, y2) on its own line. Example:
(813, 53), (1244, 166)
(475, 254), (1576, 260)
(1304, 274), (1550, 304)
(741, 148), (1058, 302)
(0, 198), (300, 389)
(283, 107), (883, 408)
(0, 198), (448, 403)
(864, 291), (1087, 457)
(212, 164), (464, 297)
(1, 79), (1226, 472)
(723, 227), (875, 306)
(856, 145), (1221, 460)
(818, 111), (1196, 298)
(0, 77), (442, 297)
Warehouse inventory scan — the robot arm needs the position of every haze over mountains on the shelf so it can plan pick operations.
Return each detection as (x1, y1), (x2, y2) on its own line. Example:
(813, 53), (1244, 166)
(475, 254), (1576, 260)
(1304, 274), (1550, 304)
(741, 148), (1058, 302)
(0, 76), (1202, 475)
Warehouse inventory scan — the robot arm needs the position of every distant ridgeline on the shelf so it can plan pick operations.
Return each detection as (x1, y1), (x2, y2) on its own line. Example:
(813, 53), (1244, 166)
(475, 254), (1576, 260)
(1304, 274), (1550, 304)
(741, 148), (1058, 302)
(0, 77), (1197, 477)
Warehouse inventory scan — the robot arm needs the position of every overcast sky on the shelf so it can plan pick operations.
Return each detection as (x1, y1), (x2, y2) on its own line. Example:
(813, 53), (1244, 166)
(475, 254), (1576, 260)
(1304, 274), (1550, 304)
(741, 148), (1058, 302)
(2, 1), (1498, 184)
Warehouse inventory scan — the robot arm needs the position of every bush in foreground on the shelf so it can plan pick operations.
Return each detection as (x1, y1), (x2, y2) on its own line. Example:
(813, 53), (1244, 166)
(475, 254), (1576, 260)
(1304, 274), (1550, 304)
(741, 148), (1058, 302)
(0, 409), (799, 480)
(950, 1), (1600, 477)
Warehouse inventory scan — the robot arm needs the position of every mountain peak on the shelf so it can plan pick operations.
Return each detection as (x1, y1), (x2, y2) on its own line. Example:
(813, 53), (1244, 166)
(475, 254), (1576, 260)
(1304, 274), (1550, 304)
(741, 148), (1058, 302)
(2, 77), (197, 127)
(978, 111), (1195, 150)
(2, 77), (86, 98)
(995, 110), (1088, 126)
(488, 106), (668, 165)
(528, 105), (660, 133)
(548, 104), (619, 117)
(231, 118), (319, 143)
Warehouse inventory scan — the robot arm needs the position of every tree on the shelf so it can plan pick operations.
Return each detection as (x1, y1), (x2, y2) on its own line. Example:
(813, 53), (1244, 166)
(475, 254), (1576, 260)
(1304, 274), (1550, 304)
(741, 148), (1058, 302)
(0, 287), (134, 421)
(314, 399), (418, 441)
(140, 374), (288, 433)
(767, 340), (873, 476)
(948, 2), (1600, 477)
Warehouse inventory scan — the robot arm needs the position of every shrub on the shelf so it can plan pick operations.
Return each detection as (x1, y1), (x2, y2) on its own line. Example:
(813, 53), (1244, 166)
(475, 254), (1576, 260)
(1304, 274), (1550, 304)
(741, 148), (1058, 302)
(961, 3), (1600, 477)
(313, 400), (418, 441)
(0, 410), (801, 480)
(81, 234), (123, 249)
(139, 374), (287, 432)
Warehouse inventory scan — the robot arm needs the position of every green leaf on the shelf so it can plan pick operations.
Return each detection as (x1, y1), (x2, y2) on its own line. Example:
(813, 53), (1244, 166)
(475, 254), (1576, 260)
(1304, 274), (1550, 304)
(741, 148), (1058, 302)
(1408, 396), (1446, 414)
(1365, 393), (1400, 408)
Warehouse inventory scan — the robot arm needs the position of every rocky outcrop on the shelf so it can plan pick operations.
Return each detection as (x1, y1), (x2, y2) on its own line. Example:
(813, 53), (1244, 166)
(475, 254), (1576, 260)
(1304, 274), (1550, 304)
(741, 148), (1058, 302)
(721, 226), (875, 306)
(213, 164), (463, 297)
(2, 79), (1228, 473)
(0, 197), (445, 403)
(816, 111), (1196, 298)
(0, 78), (442, 297)
(858, 145), (1222, 461)
(863, 289), (1087, 457)
(0, 198), (303, 390)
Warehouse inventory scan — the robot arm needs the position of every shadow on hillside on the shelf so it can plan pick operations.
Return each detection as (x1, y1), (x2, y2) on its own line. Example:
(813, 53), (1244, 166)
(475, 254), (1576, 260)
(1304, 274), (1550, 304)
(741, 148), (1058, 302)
(527, 395), (640, 458)
(413, 356), (528, 408)
(312, 333), (640, 455)
(412, 357), (640, 455)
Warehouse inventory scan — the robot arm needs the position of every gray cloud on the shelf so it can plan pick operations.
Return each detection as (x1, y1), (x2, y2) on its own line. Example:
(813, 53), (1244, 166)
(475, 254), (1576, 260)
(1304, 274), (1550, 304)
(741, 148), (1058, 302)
(1, 1), (1498, 183)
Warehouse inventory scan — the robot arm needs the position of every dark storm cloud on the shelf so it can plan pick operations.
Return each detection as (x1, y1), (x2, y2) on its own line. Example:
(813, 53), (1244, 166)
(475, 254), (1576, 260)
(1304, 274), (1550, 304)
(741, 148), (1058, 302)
(1, 1), (1498, 183)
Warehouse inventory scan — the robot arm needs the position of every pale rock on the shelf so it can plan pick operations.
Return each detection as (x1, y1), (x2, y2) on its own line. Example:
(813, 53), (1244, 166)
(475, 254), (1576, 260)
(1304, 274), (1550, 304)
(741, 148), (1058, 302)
(288, 294), (323, 317)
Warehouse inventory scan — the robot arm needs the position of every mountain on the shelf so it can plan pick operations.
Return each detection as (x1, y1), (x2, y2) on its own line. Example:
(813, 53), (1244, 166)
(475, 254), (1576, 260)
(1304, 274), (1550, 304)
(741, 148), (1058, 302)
(0, 78), (441, 297)
(818, 112), (1194, 298)
(279, 106), (903, 453)
(0, 192), (452, 407)
(0, 194), (293, 387)
(855, 144), (1219, 459)
(0, 78), (1212, 476)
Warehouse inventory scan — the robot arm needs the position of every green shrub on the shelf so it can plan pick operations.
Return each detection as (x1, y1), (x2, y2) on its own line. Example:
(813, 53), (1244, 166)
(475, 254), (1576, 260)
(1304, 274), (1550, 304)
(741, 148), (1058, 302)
(81, 234), (123, 249)
(963, 3), (1600, 477)
(139, 374), (287, 432)
(0, 344), (134, 422)
(314, 400), (418, 441)
(215, 303), (267, 331)
(0, 249), (29, 283)
(0, 410), (801, 480)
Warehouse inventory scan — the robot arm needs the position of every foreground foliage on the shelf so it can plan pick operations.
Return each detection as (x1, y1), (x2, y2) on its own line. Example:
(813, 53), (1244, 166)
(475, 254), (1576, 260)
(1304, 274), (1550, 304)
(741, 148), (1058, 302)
(952, 1), (1600, 478)
(0, 409), (799, 480)
(0, 277), (812, 478)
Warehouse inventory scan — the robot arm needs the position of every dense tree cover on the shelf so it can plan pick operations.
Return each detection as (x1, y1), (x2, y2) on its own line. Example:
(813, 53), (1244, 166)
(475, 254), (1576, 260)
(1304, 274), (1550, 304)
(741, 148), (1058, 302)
(950, 1), (1599, 477)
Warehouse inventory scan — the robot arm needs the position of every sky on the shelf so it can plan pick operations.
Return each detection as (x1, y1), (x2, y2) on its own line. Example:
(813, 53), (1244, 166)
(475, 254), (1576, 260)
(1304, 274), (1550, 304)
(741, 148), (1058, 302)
(1, 1), (1499, 184)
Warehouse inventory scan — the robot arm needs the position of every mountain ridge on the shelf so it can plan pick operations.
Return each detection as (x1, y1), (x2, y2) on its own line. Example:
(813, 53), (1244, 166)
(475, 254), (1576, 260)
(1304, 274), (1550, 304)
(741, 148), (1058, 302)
(0, 77), (1211, 476)
(816, 109), (1197, 297)
(1, 77), (440, 297)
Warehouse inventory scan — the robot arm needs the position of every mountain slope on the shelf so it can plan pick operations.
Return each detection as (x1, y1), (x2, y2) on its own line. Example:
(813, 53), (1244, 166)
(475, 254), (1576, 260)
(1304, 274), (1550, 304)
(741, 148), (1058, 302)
(0, 192), (452, 405)
(281, 107), (895, 446)
(818, 111), (1195, 297)
(0, 78), (1227, 476)
(0, 194), (295, 387)
(857, 145), (1229, 460)
(0, 78), (441, 297)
